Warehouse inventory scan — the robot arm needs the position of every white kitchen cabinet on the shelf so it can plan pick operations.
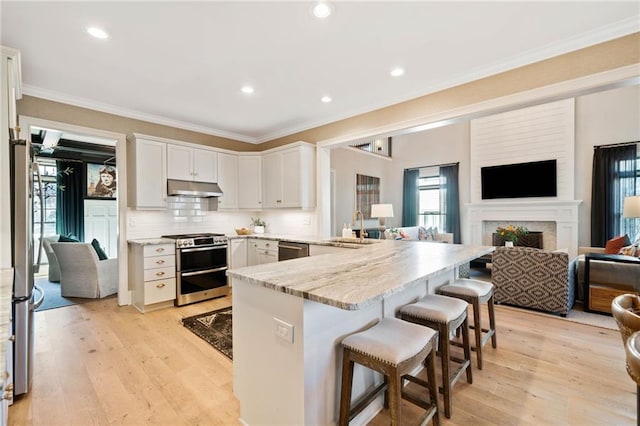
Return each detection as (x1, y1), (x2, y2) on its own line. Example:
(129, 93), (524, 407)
(167, 144), (218, 183)
(229, 238), (248, 272)
(262, 143), (315, 209)
(247, 238), (277, 266)
(127, 135), (167, 209)
(217, 152), (238, 210)
(238, 155), (262, 209)
(129, 243), (176, 313)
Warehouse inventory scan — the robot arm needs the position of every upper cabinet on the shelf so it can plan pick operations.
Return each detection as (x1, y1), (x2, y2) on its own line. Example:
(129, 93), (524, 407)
(238, 155), (262, 209)
(217, 152), (238, 210)
(167, 144), (218, 183)
(262, 144), (315, 209)
(127, 135), (167, 209)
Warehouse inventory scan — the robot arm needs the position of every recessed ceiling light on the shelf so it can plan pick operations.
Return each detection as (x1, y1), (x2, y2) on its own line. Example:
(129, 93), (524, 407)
(87, 27), (109, 39)
(321, 96), (332, 103)
(390, 67), (405, 77)
(312, 1), (332, 19)
(241, 86), (254, 94)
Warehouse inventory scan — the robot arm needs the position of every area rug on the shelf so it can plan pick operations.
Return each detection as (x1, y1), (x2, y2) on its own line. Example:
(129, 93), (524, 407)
(34, 276), (92, 312)
(181, 307), (233, 360)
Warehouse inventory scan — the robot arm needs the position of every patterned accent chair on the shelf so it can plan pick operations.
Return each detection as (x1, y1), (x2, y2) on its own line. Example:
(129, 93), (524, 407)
(491, 246), (575, 316)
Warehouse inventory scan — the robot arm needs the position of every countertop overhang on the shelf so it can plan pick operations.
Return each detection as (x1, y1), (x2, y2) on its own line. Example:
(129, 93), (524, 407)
(227, 241), (494, 311)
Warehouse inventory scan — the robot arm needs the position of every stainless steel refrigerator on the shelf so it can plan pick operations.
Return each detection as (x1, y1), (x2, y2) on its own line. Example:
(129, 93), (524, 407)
(10, 137), (44, 397)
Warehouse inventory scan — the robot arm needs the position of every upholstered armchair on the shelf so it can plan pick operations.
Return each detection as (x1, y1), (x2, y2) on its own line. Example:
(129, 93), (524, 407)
(491, 246), (575, 316)
(50, 242), (118, 298)
(42, 235), (61, 282)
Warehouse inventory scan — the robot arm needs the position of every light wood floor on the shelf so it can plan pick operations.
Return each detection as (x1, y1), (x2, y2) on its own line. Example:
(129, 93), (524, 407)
(8, 295), (635, 425)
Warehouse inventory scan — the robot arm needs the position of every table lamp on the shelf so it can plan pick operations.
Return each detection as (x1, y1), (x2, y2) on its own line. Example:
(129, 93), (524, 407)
(623, 195), (640, 243)
(370, 203), (394, 238)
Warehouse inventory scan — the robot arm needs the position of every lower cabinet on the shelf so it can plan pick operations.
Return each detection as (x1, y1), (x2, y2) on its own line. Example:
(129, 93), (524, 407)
(129, 243), (176, 313)
(247, 239), (278, 265)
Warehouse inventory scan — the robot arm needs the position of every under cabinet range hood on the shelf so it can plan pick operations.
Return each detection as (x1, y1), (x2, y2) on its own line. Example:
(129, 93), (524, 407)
(167, 179), (223, 197)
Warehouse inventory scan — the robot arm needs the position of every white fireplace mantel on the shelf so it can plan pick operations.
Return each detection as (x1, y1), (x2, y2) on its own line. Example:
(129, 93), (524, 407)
(466, 199), (582, 258)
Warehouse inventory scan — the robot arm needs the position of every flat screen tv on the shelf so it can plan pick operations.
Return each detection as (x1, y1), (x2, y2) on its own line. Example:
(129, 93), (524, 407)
(481, 159), (557, 200)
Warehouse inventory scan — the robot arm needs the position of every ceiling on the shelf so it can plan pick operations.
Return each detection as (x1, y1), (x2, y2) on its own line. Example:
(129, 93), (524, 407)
(1, 1), (638, 144)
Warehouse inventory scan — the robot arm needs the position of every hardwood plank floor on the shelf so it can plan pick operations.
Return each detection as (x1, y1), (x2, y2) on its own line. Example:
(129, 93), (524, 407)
(8, 295), (635, 425)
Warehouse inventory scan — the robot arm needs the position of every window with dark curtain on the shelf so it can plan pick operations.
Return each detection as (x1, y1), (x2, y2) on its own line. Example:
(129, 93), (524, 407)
(402, 169), (419, 226)
(591, 143), (637, 246)
(440, 164), (461, 243)
(56, 160), (84, 241)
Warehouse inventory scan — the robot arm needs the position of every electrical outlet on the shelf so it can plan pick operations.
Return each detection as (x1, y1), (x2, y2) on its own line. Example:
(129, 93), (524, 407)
(273, 317), (294, 343)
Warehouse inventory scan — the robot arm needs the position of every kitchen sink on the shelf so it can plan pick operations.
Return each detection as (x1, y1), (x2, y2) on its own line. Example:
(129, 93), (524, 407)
(329, 237), (380, 245)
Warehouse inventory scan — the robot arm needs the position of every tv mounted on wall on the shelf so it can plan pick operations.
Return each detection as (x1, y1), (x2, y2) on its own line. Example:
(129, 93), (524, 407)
(481, 159), (557, 200)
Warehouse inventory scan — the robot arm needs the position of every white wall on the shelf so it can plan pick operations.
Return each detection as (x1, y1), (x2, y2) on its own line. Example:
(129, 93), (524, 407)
(330, 147), (391, 236)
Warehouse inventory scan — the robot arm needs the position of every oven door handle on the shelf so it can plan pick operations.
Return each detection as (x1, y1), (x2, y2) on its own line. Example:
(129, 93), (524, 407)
(181, 266), (228, 277)
(180, 245), (227, 254)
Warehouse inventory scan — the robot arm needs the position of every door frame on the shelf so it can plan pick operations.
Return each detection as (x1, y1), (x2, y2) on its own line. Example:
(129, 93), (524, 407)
(19, 116), (130, 306)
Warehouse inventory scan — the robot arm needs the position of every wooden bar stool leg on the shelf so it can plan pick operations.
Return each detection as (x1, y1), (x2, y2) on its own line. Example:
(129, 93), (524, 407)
(339, 350), (355, 426)
(472, 299), (484, 369)
(388, 371), (402, 426)
(462, 316), (473, 384)
(425, 348), (440, 426)
(489, 295), (497, 348)
(439, 323), (453, 419)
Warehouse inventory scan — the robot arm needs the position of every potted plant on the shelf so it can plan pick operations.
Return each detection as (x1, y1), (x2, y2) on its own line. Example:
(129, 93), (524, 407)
(251, 217), (266, 234)
(496, 224), (528, 246)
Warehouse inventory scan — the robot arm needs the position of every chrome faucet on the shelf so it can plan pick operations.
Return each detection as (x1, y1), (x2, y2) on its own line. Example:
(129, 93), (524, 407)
(352, 210), (367, 242)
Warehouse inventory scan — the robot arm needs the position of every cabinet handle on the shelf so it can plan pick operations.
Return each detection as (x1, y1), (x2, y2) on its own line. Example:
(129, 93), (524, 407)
(265, 243), (270, 247)
(156, 247), (165, 253)
(156, 271), (165, 276)
(277, 200), (282, 203)
(156, 283), (166, 289)
(8, 335), (15, 342)
(156, 259), (165, 265)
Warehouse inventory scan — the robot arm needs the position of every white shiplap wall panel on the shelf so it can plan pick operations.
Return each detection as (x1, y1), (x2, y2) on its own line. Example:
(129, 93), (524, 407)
(470, 98), (575, 203)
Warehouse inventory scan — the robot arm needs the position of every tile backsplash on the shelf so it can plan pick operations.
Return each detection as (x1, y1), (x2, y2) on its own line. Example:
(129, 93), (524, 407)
(126, 208), (318, 240)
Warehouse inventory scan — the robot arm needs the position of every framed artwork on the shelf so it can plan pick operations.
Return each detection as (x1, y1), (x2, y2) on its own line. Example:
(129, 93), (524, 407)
(86, 163), (117, 199)
(355, 174), (380, 219)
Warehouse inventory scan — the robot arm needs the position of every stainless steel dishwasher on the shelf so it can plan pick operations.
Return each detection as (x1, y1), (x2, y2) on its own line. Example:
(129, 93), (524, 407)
(278, 241), (309, 261)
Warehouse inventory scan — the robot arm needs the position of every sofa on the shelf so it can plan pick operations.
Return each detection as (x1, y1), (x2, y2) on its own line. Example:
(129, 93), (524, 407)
(383, 226), (453, 243)
(573, 245), (640, 301)
(492, 246), (575, 316)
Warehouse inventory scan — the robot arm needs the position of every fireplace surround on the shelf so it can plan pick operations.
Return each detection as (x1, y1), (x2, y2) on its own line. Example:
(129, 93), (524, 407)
(466, 200), (582, 258)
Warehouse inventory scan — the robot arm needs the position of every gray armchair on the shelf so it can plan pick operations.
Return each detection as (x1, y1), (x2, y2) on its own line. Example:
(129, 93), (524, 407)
(50, 242), (118, 298)
(42, 235), (61, 282)
(491, 246), (575, 316)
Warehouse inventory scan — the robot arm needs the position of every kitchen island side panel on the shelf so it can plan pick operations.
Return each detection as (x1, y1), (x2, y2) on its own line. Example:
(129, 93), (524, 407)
(233, 274), (435, 425)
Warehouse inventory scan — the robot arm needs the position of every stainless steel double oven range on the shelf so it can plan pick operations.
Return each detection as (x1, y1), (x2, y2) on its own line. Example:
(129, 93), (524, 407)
(161, 233), (229, 306)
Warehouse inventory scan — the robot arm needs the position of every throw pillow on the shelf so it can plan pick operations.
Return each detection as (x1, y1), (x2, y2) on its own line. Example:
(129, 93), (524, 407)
(58, 235), (79, 243)
(91, 238), (108, 260)
(605, 234), (631, 254)
(619, 243), (640, 257)
(418, 226), (435, 241)
(385, 228), (402, 240)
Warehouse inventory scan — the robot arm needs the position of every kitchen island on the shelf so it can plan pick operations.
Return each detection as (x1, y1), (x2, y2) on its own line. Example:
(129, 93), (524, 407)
(227, 240), (494, 425)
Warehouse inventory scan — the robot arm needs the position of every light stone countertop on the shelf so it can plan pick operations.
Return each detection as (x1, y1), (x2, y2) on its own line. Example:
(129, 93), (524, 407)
(227, 240), (494, 310)
(0, 269), (13, 392)
(227, 233), (377, 249)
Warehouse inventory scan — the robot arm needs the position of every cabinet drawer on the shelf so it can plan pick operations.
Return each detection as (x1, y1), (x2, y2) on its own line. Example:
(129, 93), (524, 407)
(589, 285), (638, 313)
(143, 244), (175, 257)
(144, 278), (176, 305)
(251, 239), (276, 251)
(144, 266), (176, 282)
(143, 255), (175, 269)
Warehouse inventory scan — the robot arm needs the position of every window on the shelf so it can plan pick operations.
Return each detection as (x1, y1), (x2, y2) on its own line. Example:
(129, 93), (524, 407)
(621, 151), (640, 240)
(418, 175), (444, 229)
(33, 159), (58, 241)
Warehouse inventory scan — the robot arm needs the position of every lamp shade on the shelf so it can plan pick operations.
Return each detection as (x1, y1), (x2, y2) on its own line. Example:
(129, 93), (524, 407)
(624, 196), (640, 218)
(370, 203), (394, 218)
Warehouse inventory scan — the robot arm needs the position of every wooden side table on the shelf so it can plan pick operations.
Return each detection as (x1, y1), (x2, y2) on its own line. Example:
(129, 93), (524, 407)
(583, 253), (640, 315)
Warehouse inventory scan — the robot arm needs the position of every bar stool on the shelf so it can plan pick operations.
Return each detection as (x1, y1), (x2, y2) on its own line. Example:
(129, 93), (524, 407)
(399, 294), (472, 419)
(339, 317), (440, 426)
(437, 278), (497, 370)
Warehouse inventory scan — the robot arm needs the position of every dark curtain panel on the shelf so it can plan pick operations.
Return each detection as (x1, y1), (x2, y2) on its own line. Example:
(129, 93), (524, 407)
(402, 169), (419, 226)
(56, 161), (84, 241)
(591, 144), (637, 246)
(440, 163), (461, 243)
